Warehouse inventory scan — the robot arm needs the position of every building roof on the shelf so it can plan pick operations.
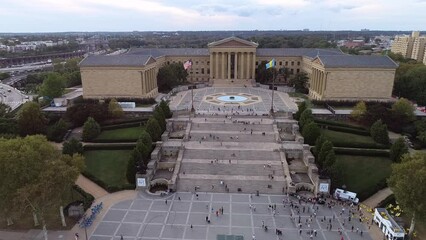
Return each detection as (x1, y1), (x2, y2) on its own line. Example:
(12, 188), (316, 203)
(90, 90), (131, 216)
(127, 48), (208, 58)
(208, 36), (259, 47)
(256, 48), (345, 58)
(316, 55), (398, 68)
(80, 55), (155, 67)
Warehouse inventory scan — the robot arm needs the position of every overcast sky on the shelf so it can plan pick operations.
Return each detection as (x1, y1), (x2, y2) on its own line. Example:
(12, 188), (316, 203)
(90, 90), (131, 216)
(1, 0), (425, 32)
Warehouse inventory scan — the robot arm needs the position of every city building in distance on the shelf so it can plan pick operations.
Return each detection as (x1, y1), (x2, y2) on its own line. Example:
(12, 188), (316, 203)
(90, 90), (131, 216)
(391, 31), (426, 64)
(80, 36), (397, 101)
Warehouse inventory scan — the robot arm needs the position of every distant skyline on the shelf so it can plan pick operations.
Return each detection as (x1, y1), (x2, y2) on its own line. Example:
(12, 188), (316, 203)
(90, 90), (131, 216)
(1, 0), (425, 33)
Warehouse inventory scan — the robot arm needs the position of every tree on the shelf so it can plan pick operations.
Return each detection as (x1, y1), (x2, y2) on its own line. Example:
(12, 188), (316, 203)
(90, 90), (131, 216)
(62, 138), (84, 156)
(324, 150), (336, 170)
(318, 140), (334, 168)
(350, 101), (367, 122)
(153, 106), (166, 132)
(387, 153), (426, 238)
(17, 102), (47, 136)
(289, 72), (309, 93)
(0, 102), (11, 118)
(394, 65), (426, 105)
(364, 103), (390, 126)
(391, 98), (415, 123)
(313, 134), (327, 159)
(139, 130), (153, 151)
(389, 137), (409, 163)
(108, 99), (124, 119)
(82, 117), (101, 141)
(255, 60), (276, 84)
(159, 100), (172, 118)
(38, 72), (65, 99)
(301, 122), (320, 145)
(46, 118), (69, 142)
(330, 158), (345, 189)
(370, 120), (389, 145)
(299, 109), (313, 130)
(126, 153), (138, 184)
(295, 101), (308, 121)
(65, 102), (108, 126)
(157, 63), (188, 92)
(0, 135), (84, 240)
(145, 117), (162, 142)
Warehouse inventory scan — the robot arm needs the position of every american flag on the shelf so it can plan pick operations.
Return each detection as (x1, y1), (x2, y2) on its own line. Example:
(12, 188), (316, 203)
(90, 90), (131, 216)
(183, 60), (192, 70)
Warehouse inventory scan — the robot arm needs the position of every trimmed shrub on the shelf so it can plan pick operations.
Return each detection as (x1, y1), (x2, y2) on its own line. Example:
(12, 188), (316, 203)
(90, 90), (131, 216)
(318, 125), (370, 136)
(314, 118), (366, 130)
(82, 117), (101, 141)
(331, 141), (388, 149)
(100, 117), (148, 127)
(333, 147), (390, 157)
(83, 143), (137, 151)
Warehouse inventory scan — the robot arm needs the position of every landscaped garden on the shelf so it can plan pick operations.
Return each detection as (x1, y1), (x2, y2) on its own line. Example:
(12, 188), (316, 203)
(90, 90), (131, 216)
(84, 150), (132, 187)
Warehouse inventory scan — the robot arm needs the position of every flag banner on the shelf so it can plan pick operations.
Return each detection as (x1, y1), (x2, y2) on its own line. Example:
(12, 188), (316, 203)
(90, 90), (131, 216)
(183, 60), (193, 70)
(265, 59), (276, 69)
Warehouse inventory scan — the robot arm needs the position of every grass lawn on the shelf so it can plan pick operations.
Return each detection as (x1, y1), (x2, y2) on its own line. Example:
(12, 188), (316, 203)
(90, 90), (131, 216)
(96, 126), (145, 141)
(288, 92), (308, 99)
(321, 129), (376, 145)
(84, 150), (132, 187)
(337, 154), (392, 198)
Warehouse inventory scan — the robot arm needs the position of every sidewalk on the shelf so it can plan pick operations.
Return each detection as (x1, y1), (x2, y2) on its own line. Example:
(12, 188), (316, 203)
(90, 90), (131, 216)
(360, 187), (393, 240)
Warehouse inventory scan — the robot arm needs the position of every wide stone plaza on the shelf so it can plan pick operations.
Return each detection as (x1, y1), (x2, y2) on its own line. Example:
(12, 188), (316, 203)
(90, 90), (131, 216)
(169, 86), (298, 114)
(90, 192), (372, 240)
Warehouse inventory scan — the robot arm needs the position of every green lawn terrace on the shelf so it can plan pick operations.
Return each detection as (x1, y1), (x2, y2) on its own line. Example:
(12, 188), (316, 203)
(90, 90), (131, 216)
(94, 126), (145, 142)
(83, 150), (132, 188)
(336, 154), (392, 201)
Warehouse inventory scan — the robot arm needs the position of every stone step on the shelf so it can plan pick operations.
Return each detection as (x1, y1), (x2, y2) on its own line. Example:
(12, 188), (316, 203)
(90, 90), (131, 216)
(182, 159), (284, 165)
(179, 174), (285, 181)
(176, 178), (286, 194)
(180, 163), (284, 176)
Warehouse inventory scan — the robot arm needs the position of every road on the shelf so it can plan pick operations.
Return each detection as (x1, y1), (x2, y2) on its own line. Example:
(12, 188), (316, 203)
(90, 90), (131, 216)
(0, 83), (30, 110)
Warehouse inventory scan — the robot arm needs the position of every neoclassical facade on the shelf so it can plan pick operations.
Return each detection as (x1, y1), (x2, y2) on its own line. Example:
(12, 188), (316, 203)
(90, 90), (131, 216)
(80, 37), (397, 101)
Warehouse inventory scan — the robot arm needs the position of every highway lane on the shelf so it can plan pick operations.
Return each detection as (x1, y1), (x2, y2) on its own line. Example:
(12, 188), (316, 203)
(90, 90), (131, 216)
(0, 83), (31, 111)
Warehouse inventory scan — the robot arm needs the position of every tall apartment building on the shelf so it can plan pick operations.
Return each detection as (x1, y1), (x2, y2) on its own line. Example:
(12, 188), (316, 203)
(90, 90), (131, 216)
(391, 31), (426, 63)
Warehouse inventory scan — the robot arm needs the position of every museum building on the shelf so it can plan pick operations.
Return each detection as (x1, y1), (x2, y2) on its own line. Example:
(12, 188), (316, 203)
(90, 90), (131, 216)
(80, 36), (398, 101)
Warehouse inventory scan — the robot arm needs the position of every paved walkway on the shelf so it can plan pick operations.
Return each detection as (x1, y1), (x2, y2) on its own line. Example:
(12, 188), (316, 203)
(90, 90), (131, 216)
(359, 188), (393, 240)
(91, 192), (372, 240)
(75, 175), (108, 199)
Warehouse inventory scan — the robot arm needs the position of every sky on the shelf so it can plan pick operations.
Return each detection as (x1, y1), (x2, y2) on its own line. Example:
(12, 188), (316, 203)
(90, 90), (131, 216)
(0, 0), (425, 32)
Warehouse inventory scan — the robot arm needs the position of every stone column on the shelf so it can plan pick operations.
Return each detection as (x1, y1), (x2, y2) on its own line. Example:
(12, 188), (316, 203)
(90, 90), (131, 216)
(241, 52), (245, 79)
(246, 52), (250, 80)
(209, 52), (213, 79)
(222, 52), (225, 79)
(251, 52), (256, 79)
(227, 52), (231, 79)
(215, 52), (219, 79)
(234, 52), (238, 79)
(142, 71), (147, 95)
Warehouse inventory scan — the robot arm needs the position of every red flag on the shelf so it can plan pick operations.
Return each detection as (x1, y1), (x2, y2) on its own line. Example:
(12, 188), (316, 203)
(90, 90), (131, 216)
(183, 60), (192, 70)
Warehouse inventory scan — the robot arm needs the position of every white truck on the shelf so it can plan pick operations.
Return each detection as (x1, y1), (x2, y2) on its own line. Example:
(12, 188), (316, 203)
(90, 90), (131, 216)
(334, 188), (359, 204)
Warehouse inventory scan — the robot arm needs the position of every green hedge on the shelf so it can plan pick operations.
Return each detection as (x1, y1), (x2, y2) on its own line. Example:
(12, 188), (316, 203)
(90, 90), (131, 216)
(81, 171), (135, 193)
(101, 122), (146, 130)
(314, 118), (366, 130)
(318, 124), (370, 136)
(334, 147), (390, 157)
(332, 141), (388, 149)
(89, 138), (139, 143)
(72, 185), (94, 210)
(101, 117), (149, 127)
(83, 143), (136, 151)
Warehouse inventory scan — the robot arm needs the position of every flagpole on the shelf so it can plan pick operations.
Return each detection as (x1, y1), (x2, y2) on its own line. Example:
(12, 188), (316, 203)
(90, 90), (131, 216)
(191, 85), (194, 112)
(270, 60), (276, 114)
